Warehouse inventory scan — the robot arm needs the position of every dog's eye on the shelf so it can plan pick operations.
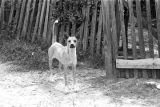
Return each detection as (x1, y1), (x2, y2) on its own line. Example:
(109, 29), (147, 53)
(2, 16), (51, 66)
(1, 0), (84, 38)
(74, 40), (77, 43)
(68, 40), (71, 43)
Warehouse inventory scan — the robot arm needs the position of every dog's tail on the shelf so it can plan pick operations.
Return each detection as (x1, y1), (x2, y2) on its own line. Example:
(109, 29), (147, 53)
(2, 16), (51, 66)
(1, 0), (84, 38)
(52, 19), (59, 44)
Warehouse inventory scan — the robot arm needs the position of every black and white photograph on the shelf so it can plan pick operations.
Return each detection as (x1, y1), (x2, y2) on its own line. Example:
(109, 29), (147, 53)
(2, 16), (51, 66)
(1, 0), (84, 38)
(0, 0), (160, 106)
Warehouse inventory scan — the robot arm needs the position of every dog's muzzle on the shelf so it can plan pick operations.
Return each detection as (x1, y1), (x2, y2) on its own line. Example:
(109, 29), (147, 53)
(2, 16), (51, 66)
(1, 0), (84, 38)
(70, 44), (75, 48)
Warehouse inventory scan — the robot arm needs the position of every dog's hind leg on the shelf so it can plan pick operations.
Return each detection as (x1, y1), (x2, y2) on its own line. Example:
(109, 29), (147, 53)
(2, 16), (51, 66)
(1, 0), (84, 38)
(58, 62), (62, 72)
(49, 59), (53, 71)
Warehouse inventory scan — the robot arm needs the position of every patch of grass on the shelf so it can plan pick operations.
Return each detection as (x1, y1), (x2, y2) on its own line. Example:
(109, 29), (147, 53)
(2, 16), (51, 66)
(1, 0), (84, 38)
(0, 39), (49, 71)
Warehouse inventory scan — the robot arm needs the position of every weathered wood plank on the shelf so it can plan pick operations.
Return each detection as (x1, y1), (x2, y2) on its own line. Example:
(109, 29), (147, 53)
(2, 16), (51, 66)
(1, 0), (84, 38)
(156, 0), (160, 58)
(79, 6), (85, 50)
(16, 0), (27, 40)
(59, 23), (65, 43)
(0, 0), (5, 32)
(37, 0), (47, 41)
(27, 0), (36, 41)
(110, 0), (118, 77)
(116, 58), (160, 69)
(32, 0), (43, 43)
(47, 0), (54, 44)
(96, 5), (102, 55)
(71, 22), (76, 37)
(8, 0), (15, 25)
(128, 0), (139, 78)
(83, 4), (90, 51)
(21, 0), (32, 38)
(14, 0), (22, 31)
(146, 0), (154, 58)
(136, 0), (145, 58)
(128, 0), (137, 59)
(90, 1), (98, 56)
(42, 0), (50, 41)
(102, 0), (114, 78)
(119, 0), (127, 59)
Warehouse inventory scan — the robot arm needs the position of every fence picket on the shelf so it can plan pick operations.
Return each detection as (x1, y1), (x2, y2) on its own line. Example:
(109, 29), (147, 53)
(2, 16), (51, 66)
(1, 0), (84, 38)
(43, 0), (50, 41)
(90, 1), (98, 56)
(16, 0), (27, 40)
(27, 0), (36, 41)
(32, 0), (43, 43)
(21, 0), (32, 38)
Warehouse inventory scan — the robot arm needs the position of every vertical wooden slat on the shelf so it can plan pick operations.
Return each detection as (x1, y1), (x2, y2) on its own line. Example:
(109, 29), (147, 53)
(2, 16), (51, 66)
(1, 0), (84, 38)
(128, 0), (137, 59)
(110, 0), (118, 78)
(14, 0), (22, 31)
(102, 0), (114, 78)
(37, 0), (47, 41)
(83, 4), (90, 51)
(8, 0), (15, 25)
(42, 0), (50, 41)
(79, 6), (85, 50)
(136, 0), (145, 58)
(96, 5), (102, 55)
(59, 23), (65, 43)
(16, 0), (27, 40)
(0, 0), (5, 32)
(119, 0), (127, 59)
(71, 22), (76, 37)
(128, 0), (138, 78)
(32, 0), (43, 43)
(27, 0), (36, 41)
(47, 0), (54, 44)
(146, 0), (154, 58)
(156, 0), (160, 58)
(90, 1), (98, 56)
(21, 0), (32, 38)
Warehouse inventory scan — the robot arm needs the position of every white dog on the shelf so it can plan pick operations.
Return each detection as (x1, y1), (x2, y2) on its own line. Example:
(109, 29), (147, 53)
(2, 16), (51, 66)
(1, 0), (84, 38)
(48, 19), (77, 86)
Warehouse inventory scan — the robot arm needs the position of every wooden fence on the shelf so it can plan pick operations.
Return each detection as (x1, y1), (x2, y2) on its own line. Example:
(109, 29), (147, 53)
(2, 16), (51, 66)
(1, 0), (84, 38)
(105, 0), (160, 79)
(1, 0), (160, 79)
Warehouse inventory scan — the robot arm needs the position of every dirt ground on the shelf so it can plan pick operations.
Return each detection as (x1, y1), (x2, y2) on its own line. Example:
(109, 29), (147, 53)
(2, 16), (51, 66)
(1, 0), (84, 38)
(0, 60), (160, 107)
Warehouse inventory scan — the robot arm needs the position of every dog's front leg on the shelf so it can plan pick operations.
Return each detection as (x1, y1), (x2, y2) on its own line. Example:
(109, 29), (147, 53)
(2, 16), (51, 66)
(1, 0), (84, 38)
(64, 65), (67, 86)
(72, 64), (76, 86)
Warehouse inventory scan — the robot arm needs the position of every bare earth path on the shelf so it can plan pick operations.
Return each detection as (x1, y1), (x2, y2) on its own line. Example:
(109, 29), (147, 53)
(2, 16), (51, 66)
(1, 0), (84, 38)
(0, 61), (160, 107)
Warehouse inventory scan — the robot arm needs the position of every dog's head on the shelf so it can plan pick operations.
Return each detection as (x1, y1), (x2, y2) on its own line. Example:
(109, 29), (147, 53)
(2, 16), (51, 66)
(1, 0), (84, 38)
(67, 36), (77, 49)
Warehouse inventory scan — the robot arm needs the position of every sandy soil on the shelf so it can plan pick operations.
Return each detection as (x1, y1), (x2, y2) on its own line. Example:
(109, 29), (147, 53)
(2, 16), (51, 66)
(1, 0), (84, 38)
(0, 61), (160, 107)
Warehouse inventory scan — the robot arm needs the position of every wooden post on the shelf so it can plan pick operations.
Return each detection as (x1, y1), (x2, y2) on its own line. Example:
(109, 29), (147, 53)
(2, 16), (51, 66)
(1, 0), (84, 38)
(8, 0), (15, 25)
(47, 0), (54, 45)
(96, 5), (103, 55)
(14, 0), (22, 32)
(16, 0), (27, 40)
(27, 0), (36, 41)
(90, 1), (98, 56)
(32, 0), (43, 43)
(136, 0), (145, 58)
(146, 0), (154, 58)
(37, 0), (47, 41)
(119, 0), (129, 78)
(119, 0), (127, 59)
(102, 0), (114, 79)
(110, 0), (118, 78)
(83, 4), (90, 51)
(21, 0), (32, 39)
(156, 0), (160, 58)
(42, 0), (50, 41)
(0, 0), (5, 32)
(79, 6), (85, 50)
(128, 0), (139, 78)
(59, 23), (65, 43)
